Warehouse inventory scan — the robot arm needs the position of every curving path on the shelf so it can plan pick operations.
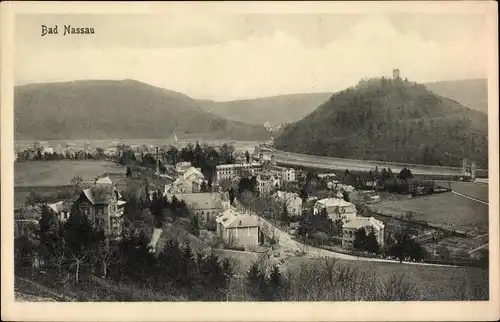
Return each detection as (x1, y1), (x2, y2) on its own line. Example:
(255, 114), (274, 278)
(256, 214), (457, 267)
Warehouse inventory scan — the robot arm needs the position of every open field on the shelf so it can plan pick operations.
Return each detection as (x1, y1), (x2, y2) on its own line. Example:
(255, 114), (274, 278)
(369, 192), (488, 235)
(288, 256), (488, 300)
(437, 181), (489, 202)
(15, 160), (124, 187)
(210, 250), (488, 300)
(15, 185), (74, 209)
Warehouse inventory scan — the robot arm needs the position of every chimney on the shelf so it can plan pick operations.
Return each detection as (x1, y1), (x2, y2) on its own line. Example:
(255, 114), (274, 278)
(156, 147), (160, 174)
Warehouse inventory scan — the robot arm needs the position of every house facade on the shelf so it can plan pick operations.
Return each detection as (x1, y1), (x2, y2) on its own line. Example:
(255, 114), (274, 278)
(165, 172), (204, 194)
(47, 201), (72, 223)
(276, 191), (302, 216)
(313, 198), (357, 222)
(270, 165), (296, 183)
(342, 216), (385, 249)
(166, 192), (230, 223)
(216, 162), (263, 182)
(256, 172), (281, 195)
(216, 208), (261, 246)
(73, 184), (126, 238)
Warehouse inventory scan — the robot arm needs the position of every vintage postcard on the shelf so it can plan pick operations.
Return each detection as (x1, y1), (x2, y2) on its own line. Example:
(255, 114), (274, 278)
(1, 1), (499, 321)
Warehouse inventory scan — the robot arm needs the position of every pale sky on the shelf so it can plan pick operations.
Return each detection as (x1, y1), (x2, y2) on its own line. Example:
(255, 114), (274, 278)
(15, 11), (490, 101)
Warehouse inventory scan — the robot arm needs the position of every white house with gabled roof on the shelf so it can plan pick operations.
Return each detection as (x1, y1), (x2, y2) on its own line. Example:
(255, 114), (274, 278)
(342, 216), (385, 249)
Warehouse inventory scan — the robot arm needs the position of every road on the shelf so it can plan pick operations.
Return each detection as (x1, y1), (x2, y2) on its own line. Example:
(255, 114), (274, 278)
(264, 148), (488, 177)
(255, 212), (456, 267)
(451, 191), (489, 205)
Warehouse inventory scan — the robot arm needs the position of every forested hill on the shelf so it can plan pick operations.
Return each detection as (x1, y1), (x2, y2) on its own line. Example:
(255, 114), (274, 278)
(199, 93), (332, 125)
(14, 80), (270, 141)
(275, 78), (488, 168)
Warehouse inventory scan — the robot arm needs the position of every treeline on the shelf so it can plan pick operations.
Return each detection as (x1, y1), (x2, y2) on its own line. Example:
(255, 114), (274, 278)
(16, 148), (107, 162)
(275, 77), (488, 168)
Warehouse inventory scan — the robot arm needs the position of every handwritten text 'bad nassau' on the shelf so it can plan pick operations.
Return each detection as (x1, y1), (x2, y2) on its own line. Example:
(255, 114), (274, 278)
(41, 25), (95, 36)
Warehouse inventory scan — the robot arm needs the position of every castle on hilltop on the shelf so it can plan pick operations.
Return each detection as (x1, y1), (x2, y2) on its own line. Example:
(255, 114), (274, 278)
(393, 68), (401, 79)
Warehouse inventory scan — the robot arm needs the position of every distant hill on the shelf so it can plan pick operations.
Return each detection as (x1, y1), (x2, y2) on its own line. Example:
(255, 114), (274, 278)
(424, 79), (488, 114)
(199, 93), (332, 126)
(14, 80), (270, 141)
(275, 78), (488, 168)
(197, 79), (487, 126)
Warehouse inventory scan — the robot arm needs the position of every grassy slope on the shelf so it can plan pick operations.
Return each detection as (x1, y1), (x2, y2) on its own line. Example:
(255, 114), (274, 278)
(15, 160), (123, 187)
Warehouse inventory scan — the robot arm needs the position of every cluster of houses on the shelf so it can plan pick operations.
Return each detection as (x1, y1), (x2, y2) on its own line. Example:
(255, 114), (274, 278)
(15, 175), (127, 240)
(16, 142), (385, 253)
(215, 153), (296, 194)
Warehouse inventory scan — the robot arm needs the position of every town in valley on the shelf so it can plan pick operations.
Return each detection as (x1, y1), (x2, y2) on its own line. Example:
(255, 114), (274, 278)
(13, 10), (491, 303)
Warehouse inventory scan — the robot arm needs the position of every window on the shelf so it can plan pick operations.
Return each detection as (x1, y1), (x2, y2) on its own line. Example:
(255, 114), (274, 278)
(349, 231), (353, 238)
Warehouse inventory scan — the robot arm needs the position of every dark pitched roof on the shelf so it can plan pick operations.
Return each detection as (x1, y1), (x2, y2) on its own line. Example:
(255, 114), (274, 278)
(82, 184), (116, 205)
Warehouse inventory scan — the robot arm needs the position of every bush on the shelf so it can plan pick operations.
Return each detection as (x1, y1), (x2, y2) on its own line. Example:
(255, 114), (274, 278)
(310, 232), (329, 246)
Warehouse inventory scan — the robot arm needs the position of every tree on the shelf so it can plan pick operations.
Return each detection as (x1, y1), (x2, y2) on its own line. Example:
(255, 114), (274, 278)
(342, 191), (350, 202)
(267, 264), (286, 300)
(246, 262), (266, 300)
(200, 181), (208, 193)
(245, 150), (251, 163)
(280, 203), (290, 227)
(398, 168), (413, 181)
(311, 232), (329, 246)
(63, 207), (98, 284)
(190, 214), (200, 237)
(71, 176), (84, 194)
(364, 228), (379, 253)
(298, 185), (308, 203)
(25, 191), (46, 212)
(126, 166), (132, 177)
(353, 227), (367, 251)
(39, 204), (63, 259)
(94, 241), (119, 279)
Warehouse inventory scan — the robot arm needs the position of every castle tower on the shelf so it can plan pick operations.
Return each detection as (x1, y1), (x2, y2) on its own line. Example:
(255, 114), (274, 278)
(393, 69), (400, 79)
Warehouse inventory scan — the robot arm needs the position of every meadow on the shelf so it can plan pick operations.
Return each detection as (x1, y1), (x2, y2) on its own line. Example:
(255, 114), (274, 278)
(287, 256), (488, 300)
(437, 181), (489, 202)
(15, 160), (124, 187)
(369, 191), (488, 235)
(210, 250), (488, 300)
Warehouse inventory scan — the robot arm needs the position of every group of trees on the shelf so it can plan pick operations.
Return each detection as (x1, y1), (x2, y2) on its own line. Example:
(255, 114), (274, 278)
(16, 148), (107, 162)
(296, 209), (343, 246)
(15, 205), (235, 301)
(245, 262), (288, 301)
(353, 227), (380, 253)
(161, 142), (237, 179)
(385, 214), (428, 263)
